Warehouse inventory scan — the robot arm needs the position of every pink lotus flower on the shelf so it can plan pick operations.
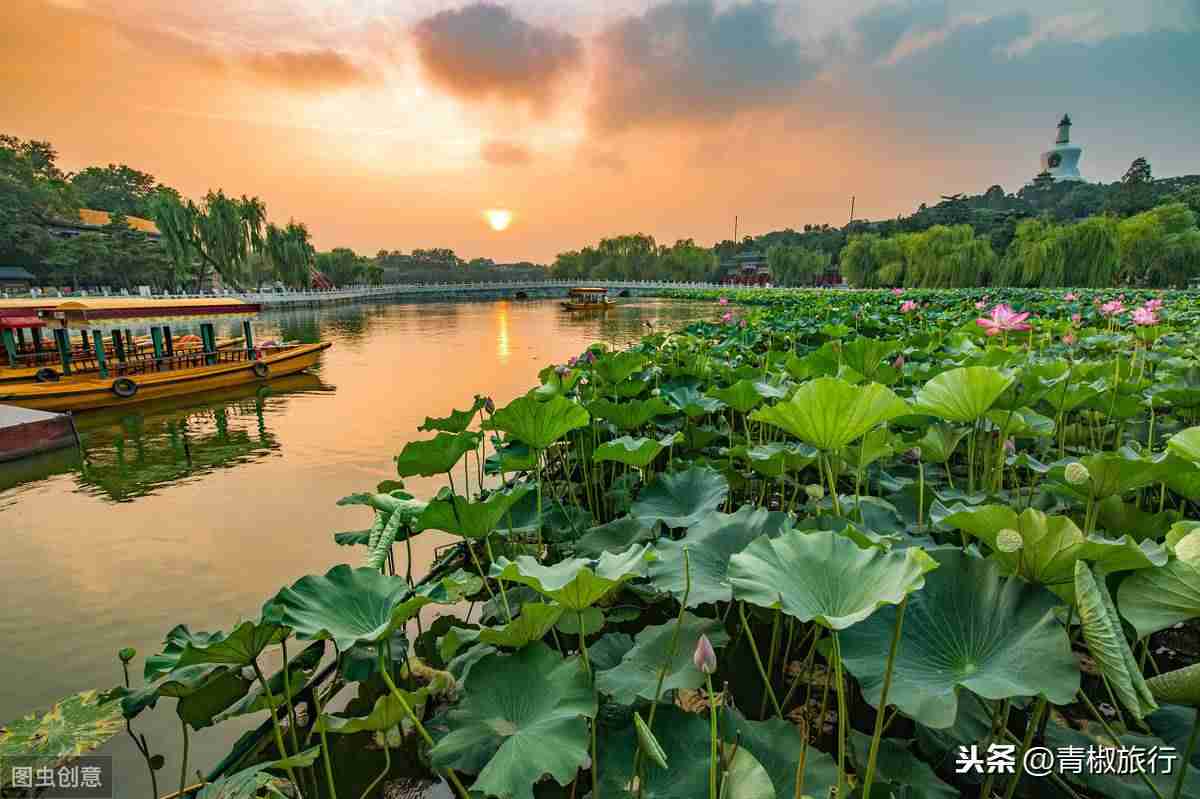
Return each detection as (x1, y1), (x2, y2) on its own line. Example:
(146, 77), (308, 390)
(892, 288), (903, 297)
(567, 356), (578, 367)
(976, 304), (1032, 337)
(975, 301), (986, 310)
(1132, 307), (1159, 326)
(720, 311), (733, 323)
(1064, 292), (1077, 301)
(1071, 313), (1082, 325)
(1144, 298), (1164, 312)
(693, 634), (717, 674)
(739, 319), (747, 328)
(718, 296), (729, 306)
(1063, 332), (1076, 346)
(900, 300), (919, 314)
(1100, 300), (1125, 317)
(892, 355), (905, 369)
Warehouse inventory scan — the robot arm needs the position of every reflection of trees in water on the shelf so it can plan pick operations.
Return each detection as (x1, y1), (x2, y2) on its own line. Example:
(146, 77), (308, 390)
(556, 299), (716, 347)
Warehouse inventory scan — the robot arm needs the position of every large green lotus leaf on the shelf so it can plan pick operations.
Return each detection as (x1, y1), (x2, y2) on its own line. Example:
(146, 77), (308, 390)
(750, 377), (908, 451)
(707, 378), (771, 413)
(650, 505), (793, 608)
(175, 668), (253, 730)
(1049, 449), (1168, 501)
(485, 438), (537, 474)
(839, 550), (1079, 729)
(393, 431), (481, 477)
(733, 442), (818, 477)
(418, 397), (486, 434)
(417, 484), (533, 539)
(484, 394), (589, 450)
(215, 641), (324, 722)
(724, 708), (837, 799)
(1167, 426), (1200, 463)
(478, 603), (564, 648)
(589, 632), (635, 671)
(412, 568), (484, 604)
(594, 350), (650, 384)
(718, 748), (775, 799)
(0, 690), (124, 768)
(630, 465), (729, 528)
(987, 406), (1055, 438)
(115, 662), (226, 719)
(938, 504), (1166, 600)
(490, 543), (649, 610)
(429, 643), (595, 799)
(1043, 720), (1200, 799)
(840, 426), (897, 471)
(586, 397), (677, 431)
(175, 619), (287, 669)
(1096, 496), (1180, 543)
(595, 612), (729, 703)
(1147, 663), (1200, 706)
(1117, 557), (1200, 638)
(269, 565), (430, 651)
(848, 731), (957, 799)
(594, 435), (667, 469)
(842, 337), (902, 382)
(914, 366), (1013, 423)
(194, 748), (318, 799)
(144, 625), (225, 681)
(662, 379), (726, 418)
(574, 516), (657, 557)
(729, 529), (936, 629)
(1076, 562), (1158, 721)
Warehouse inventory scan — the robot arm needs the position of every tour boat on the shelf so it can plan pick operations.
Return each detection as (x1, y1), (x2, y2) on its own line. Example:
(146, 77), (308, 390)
(561, 287), (614, 311)
(0, 298), (331, 412)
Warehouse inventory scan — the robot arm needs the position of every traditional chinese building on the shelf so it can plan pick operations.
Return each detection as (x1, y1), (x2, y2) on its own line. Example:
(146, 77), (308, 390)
(45, 209), (161, 240)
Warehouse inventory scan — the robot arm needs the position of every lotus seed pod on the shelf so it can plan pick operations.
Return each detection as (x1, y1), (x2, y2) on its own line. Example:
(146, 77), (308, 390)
(1065, 462), (1091, 485)
(805, 484), (825, 500)
(693, 634), (717, 675)
(995, 529), (1024, 553)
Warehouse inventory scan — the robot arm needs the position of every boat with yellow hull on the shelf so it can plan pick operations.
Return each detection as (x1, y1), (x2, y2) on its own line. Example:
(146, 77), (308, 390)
(561, 287), (614, 311)
(0, 342), (331, 412)
(0, 335), (244, 383)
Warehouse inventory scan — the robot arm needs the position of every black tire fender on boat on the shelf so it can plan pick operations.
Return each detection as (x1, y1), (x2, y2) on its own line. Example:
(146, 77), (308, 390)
(35, 367), (60, 383)
(253, 361), (270, 379)
(111, 377), (138, 398)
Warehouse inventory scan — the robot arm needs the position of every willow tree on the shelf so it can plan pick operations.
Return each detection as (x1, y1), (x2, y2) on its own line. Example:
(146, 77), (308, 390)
(766, 244), (830, 286)
(896, 225), (997, 288)
(265, 221), (315, 288)
(999, 217), (1118, 287)
(152, 190), (268, 290)
(1119, 202), (1200, 287)
(840, 233), (903, 288)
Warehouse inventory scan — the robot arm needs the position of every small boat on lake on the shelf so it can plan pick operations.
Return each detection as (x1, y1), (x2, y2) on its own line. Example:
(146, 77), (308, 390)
(0, 297), (330, 412)
(561, 287), (614, 311)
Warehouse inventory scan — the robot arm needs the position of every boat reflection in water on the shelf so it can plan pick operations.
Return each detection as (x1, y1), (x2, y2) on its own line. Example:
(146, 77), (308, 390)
(0, 372), (333, 501)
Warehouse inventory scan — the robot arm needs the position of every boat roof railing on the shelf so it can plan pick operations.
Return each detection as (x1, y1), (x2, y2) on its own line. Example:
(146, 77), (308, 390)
(569, 287), (609, 294)
(41, 297), (262, 331)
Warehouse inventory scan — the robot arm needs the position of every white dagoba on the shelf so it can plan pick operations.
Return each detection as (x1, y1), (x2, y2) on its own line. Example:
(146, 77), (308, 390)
(1040, 114), (1085, 181)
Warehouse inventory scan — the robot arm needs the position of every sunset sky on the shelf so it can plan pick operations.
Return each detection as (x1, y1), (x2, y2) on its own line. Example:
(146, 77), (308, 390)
(4, 0), (1199, 263)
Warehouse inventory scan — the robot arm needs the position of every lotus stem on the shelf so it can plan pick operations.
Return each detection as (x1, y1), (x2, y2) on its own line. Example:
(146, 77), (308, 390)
(359, 724), (391, 799)
(1002, 696), (1047, 799)
(738, 602), (783, 719)
(634, 549), (691, 795)
(280, 640), (316, 798)
(377, 650), (471, 799)
(251, 660), (303, 794)
(1172, 708), (1200, 799)
(578, 612), (592, 677)
(179, 719), (189, 799)
(862, 597), (908, 799)
(759, 610), (781, 718)
(831, 632), (849, 799)
(707, 674), (719, 799)
(590, 713), (599, 799)
(1078, 690), (1167, 799)
(979, 699), (1011, 799)
(485, 536), (513, 622)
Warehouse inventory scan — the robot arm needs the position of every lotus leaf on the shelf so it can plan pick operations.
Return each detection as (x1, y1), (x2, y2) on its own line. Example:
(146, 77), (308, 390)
(915, 366), (1014, 423)
(1147, 663), (1200, 706)
(574, 516), (657, 557)
(556, 606), (604, 636)
(630, 465), (730, 528)
(594, 612), (729, 703)
(412, 568), (484, 604)
(662, 379), (726, 418)
(417, 484), (533, 539)
(707, 378), (771, 413)
(634, 711), (669, 769)
(649, 505), (793, 607)
(484, 394), (589, 450)
(849, 731), (957, 799)
(144, 625), (224, 681)
(175, 619), (287, 669)
(316, 689), (426, 734)
(729, 529), (936, 629)
(589, 632), (635, 671)
(735, 442), (817, 477)
(216, 641), (324, 722)
(1043, 720), (1200, 799)
(393, 431), (481, 477)
(478, 603), (564, 648)
(594, 350), (650, 384)
(429, 643), (595, 799)
(485, 438), (537, 473)
(0, 690), (123, 768)
(1051, 448), (1168, 501)
(586, 397), (677, 430)
(593, 435), (667, 468)
(490, 543), (650, 610)
(269, 565), (431, 651)
(194, 748), (318, 799)
(938, 504), (1166, 599)
(750, 377), (908, 452)
(1117, 557), (1200, 638)
(418, 397), (486, 433)
(839, 550), (1079, 729)
(1167, 425), (1200, 463)
(842, 337), (903, 382)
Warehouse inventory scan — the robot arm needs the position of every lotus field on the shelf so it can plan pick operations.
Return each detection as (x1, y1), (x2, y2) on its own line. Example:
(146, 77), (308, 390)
(9, 287), (1200, 799)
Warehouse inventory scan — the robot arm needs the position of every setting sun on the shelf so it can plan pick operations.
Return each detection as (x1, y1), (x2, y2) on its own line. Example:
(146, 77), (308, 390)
(483, 208), (513, 232)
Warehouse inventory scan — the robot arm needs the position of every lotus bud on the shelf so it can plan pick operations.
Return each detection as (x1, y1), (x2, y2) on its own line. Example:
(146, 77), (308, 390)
(483, 397), (495, 414)
(805, 484), (825, 501)
(995, 529), (1023, 553)
(555, 365), (570, 376)
(693, 634), (717, 675)
(892, 355), (905, 370)
(118, 647), (136, 664)
(1065, 462), (1091, 486)
(1004, 438), (1015, 455)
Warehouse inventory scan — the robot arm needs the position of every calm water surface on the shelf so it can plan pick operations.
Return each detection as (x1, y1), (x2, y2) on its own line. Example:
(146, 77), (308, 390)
(0, 297), (714, 797)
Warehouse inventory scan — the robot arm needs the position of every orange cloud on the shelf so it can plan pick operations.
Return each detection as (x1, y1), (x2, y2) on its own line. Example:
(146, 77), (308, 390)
(480, 139), (534, 166)
(239, 50), (376, 92)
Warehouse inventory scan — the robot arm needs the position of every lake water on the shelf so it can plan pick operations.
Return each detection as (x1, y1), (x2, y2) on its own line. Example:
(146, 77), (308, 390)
(0, 296), (715, 798)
